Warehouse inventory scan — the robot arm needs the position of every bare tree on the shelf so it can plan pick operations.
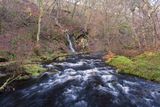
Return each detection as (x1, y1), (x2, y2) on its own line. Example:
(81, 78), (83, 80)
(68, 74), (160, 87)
(36, 0), (43, 43)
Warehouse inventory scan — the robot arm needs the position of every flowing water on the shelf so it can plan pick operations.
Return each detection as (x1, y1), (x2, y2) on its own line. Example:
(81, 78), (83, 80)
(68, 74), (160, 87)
(66, 34), (76, 53)
(0, 54), (160, 107)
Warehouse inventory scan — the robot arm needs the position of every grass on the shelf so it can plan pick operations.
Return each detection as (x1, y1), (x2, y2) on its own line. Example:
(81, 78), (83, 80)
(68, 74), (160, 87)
(107, 52), (160, 82)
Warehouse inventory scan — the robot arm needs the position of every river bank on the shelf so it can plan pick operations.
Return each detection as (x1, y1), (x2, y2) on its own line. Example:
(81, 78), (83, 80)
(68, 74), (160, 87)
(106, 52), (160, 82)
(0, 51), (91, 91)
(0, 52), (69, 91)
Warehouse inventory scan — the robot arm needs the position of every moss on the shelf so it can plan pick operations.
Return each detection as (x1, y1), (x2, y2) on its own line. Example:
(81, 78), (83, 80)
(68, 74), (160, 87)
(0, 52), (68, 78)
(16, 75), (30, 80)
(107, 52), (160, 82)
(108, 56), (133, 65)
(23, 64), (46, 76)
(21, 52), (68, 76)
(108, 56), (133, 71)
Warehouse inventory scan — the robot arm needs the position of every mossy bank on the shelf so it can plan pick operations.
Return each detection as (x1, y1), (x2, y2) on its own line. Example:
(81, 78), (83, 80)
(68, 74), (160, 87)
(0, 52), (69, 91)
(106, 52), (160, 82)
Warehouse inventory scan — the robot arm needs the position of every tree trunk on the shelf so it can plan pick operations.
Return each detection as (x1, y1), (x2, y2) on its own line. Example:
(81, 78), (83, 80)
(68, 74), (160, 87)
(36, 0), (43, 43)
(131, 12), (141, 50)
(151, 13), (159, 50)
(71, 1), (79, 19)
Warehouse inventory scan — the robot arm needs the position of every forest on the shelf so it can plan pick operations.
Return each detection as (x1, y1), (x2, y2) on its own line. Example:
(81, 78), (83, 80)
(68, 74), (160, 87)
(0, 0), (160, 107)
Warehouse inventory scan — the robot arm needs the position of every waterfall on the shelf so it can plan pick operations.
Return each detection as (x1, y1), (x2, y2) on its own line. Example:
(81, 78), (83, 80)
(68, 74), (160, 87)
(66, 34), (76, 53)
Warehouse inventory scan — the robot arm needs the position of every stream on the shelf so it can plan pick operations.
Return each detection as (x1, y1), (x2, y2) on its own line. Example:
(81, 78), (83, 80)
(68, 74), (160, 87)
(0, 54), (160, 107)
(0, 35), (160, 107)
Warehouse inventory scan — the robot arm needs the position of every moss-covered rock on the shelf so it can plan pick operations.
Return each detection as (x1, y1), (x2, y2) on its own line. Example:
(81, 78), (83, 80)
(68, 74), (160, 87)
(23, 64), (47, 76)
(21, 52), (68, 76)
(40, 52), (68, 63)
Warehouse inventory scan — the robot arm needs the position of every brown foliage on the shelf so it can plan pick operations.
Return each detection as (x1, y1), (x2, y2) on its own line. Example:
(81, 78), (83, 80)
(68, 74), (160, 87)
(103, 51), (116, 62)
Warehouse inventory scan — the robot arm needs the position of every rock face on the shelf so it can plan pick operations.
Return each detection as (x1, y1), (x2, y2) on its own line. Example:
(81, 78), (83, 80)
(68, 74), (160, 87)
(72, 29), (89, 51)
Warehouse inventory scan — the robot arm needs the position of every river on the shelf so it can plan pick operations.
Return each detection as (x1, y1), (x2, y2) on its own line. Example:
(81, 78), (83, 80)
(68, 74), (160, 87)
(0, 53), (160, 107)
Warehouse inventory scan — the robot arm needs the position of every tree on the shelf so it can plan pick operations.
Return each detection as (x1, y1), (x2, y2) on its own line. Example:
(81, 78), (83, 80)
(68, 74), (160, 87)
(36, 0), (43, 43)
(71, 0), (80, 19)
